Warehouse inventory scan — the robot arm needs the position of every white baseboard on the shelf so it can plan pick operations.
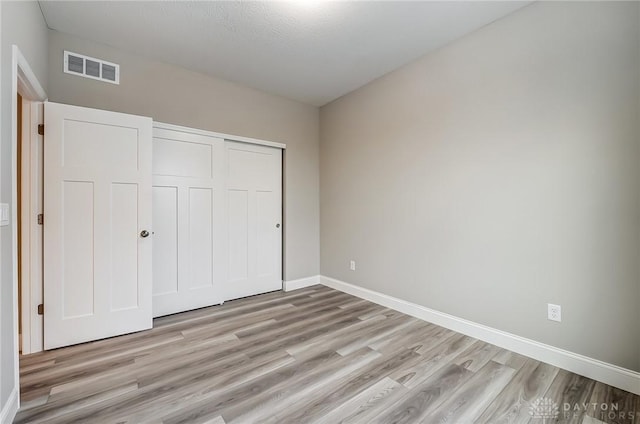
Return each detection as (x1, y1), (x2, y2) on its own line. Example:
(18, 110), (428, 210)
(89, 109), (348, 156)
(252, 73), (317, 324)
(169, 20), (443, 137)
(0, 387), (19, 424)
(320, 275), (640, 396)
(283, 275), (321, 292)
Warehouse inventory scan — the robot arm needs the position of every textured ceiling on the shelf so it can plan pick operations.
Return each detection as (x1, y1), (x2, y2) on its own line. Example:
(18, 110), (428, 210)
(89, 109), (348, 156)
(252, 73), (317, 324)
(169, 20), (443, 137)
(39, 1), (532, 106)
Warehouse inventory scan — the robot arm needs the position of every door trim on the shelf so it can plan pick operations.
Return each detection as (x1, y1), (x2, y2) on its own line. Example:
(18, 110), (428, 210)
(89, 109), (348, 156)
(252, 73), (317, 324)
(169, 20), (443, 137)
(19, 100), (44, 355)
(153, 121), (287, 150)
(8, 44), (47, 422)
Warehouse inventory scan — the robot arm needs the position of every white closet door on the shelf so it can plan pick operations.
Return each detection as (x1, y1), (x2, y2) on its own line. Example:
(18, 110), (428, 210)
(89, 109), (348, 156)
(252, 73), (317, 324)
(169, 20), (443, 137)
(226, 141), (282, 300)
(152, 127), (226, 317)
(43, 102), (153, 349)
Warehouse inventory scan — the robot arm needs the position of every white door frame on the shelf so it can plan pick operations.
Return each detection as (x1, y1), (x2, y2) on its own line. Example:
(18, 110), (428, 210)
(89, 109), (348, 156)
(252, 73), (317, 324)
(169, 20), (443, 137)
(19, 99), (44, 355)
(10, 45), (47, 414)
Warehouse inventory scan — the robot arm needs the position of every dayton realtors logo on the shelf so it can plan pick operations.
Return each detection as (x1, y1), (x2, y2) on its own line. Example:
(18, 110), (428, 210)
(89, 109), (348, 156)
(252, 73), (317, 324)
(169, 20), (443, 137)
(529, 397), (560, 423)
(562, 402), (636, 421)
(529, 397), (637, 422)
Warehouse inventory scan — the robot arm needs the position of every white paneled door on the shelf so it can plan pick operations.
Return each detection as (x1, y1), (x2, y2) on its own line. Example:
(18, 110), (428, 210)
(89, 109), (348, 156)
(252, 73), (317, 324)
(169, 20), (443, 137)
(43, 102), (153, 349)
(151, 127), (226, 317)
(226, 141), (282, 300)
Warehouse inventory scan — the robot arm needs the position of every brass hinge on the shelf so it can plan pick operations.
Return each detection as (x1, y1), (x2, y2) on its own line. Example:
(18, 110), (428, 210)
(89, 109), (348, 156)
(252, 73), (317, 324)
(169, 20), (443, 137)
(37, 304), (44, 315)
(38, 124), (44, 136)
(37, 214), (43, 225)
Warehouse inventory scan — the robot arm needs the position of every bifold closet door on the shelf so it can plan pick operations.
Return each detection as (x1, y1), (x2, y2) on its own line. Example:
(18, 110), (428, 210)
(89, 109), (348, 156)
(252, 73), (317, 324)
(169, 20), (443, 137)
(226, 141), (282, 300)
(43, 102), (153, 349)
(152, 127), (226, 317)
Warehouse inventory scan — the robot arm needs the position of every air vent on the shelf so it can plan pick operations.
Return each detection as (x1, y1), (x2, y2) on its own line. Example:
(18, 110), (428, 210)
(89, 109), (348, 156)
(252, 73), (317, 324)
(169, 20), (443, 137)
(63, 51), (120, 85)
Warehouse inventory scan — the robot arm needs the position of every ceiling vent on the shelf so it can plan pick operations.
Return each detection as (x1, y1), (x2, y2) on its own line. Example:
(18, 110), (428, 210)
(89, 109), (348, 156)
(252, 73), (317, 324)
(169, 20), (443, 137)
(63, 51), (120, 85)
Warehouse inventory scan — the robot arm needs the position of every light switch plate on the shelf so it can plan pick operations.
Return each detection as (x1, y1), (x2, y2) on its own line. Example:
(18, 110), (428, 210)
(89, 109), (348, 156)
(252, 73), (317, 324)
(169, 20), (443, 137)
(0, 203), (9, 226)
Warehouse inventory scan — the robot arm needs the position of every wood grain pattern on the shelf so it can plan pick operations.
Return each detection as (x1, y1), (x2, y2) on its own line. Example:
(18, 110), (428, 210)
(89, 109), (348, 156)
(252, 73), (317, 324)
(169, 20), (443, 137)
(420, 360), (516, 423)
(585, 382), (640, 424)
(14, 285), (639, 424)
(541, 370), (597, 424)
(476, 359), (559, 423)
(373, 363), (475, 423)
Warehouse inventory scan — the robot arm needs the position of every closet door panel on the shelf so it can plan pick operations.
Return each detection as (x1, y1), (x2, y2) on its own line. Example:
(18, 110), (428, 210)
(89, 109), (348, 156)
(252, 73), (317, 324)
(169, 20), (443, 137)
(225, 141), (282, 301)
(152, 128), (225, 317)
(188, 187), (214, 290)
(152, 186), (178, 296)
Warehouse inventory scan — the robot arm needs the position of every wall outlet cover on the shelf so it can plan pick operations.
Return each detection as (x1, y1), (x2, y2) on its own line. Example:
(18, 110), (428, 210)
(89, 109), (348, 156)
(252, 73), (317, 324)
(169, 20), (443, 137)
(548, 303), (561, 322)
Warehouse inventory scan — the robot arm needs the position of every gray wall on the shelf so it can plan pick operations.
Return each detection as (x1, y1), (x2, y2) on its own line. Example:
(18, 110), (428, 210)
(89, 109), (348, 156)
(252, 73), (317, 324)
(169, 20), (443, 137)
(320, 1), (640, 371)
(48, 30), (320, 282)
(1, 0), (49, 409)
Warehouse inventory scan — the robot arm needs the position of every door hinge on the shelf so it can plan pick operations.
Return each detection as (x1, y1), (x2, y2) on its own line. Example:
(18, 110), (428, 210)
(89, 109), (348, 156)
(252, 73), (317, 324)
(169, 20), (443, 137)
(38, 124), (44, 136)
(37, 214), (44, 225)
(37, 304), (44, 315)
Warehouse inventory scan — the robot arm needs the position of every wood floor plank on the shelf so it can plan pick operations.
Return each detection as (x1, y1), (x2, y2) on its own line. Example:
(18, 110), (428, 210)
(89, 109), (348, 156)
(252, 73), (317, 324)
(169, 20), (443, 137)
(16, 382), (140, 423)
(493, 349), (532, 372)
(161, 348), (379, 424)
(21, 333), (185, 387)
(388, 332), (476, 389)
(367, 319), (437, 353)
(242, 306), (385, 360)
(373, 363), (475, 423)
(584, 381), (640, 424)
(179, 304), (295, 337)
(535, 369), (597, 424)
(419, 360), (516, 423)
(266, 346), (425, 423)
(475, 359), (559, 423)
(221, 347), (382, 423)
(19, 359), (56, 376)
(39, 350), (293, 424)
(311, 377), (407, 424)
(234, 299), (380, 341)
(335, 313), (418, 356)
(14, 287), (638, 424)
(19, 356), (137, 403)
(451, 339), (502, 372)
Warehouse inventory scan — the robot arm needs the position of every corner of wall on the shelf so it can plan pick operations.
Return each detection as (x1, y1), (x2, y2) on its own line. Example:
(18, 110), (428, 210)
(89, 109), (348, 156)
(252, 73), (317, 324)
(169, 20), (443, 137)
(0, 387), (19, 424)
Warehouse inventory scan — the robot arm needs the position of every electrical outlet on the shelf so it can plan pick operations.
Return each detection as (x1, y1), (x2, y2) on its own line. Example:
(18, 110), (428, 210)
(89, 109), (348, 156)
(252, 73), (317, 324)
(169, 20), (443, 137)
(350, 260), (356, 271)
(548, 303), (561, 322)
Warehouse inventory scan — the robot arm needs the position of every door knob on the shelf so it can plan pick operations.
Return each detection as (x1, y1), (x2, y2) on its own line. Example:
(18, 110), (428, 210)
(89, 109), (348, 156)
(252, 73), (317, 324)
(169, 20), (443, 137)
(140, 230), (150, 238)
(276, 223), (280, 228)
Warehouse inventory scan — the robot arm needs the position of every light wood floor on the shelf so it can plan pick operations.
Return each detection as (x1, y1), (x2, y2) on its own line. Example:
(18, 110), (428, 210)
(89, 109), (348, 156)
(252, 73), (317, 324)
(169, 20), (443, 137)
(15, 285), (639, 424)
